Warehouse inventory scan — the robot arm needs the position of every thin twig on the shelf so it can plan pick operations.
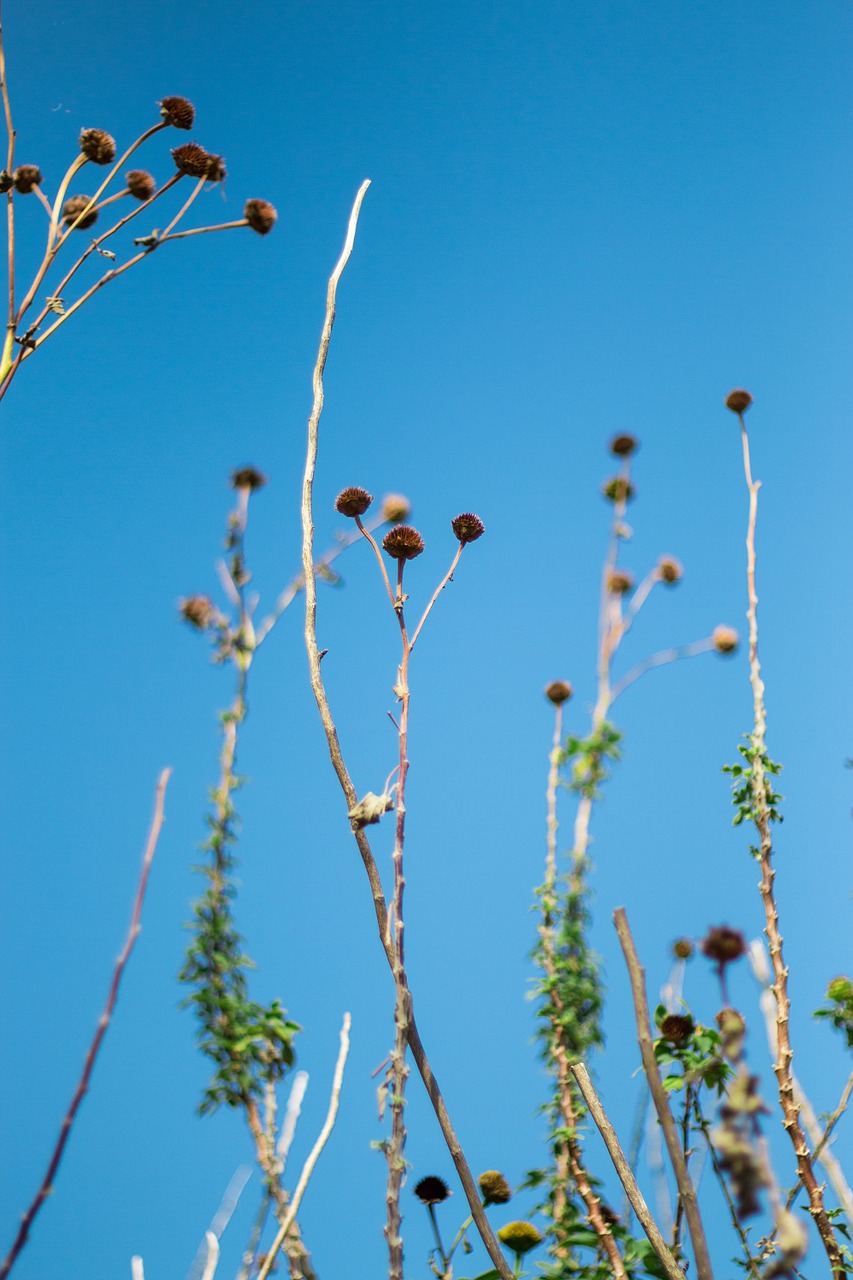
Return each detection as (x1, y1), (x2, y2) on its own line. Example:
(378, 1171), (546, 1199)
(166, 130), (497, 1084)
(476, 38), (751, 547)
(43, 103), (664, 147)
(610, 637), (715, 703)
(0, 10), (16, 364)
(0, 769), (172, 1280)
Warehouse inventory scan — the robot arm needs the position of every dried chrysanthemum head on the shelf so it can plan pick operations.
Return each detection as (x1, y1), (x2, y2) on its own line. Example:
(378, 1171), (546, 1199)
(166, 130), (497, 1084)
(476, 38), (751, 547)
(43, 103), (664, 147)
(334, 486), (373, 517)
(713, 624), (739, 654)
(725, 388), (753, 416)
(160, 96), (195, 130)
(381, 493), (410, 523)
(701, 925), (747, 967)
(79, 128), (116, 165)
(383, 524), (425, 560)
(414, 1176), (451, 1205)
(62, 195), (97, 230)
(171, 142), (212, 177)
(672, 937), (694, 960)
(716, 1007), (747, 1061)
(179, 594), (215, 630)
(602, 476), (635, 503)
(609, 433), (638, 457)
(497, 1222), (542, 1256)
(659, 1013), (694, 1046)
(244, 198), (277, 235)
(544, 680), (572, 706)
(658, 556), (683, 584)
(126, 169), (156, 201)
(451, 512), (485, 544)
(205, 153), (227, 183)
(13, 165), (42, 194)
(231, 467), (267, 492)
(607, 569), (634, 595)
(478, 1170), (512, 1206)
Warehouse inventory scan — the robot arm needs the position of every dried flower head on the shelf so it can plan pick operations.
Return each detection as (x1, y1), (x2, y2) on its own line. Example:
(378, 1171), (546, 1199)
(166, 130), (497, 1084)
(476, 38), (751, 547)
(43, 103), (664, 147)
(205, 153), (227, 183)
(179, 595), (215, 630)
(478, 1170), (512, 1206)
(544, 680), (572, 706)
(725, 388), (753, 416)
(62, 195), (98, 230)
(171, 143), (212, 178)
(231, 467), (267, 492)
(126, 169), (156, 201)
(658, 556), (683, 584)
(383, 525), (425, 560)
(414, 1176), (451, 1205)
(659, 1013), (694, 1045)
(160, 96), (195, 130)
(701, 926), (747, 967)
(609, 433), (638, 457)
(244, 199), (277, 235)
(497, 1222), (542, 1256)
(0, 171), (12, 193)
(334, 486), (373, 517)
(602, 476), (635, 503)
(716, 1007), (747, 1061)
(381, 493), (410, 523)
(13, 165), (42, 194)
(672, 937), (694, 960)
(79, 128), (116, 165)
(713, 625), (739, 654)
(607, 569), (634, 595)
(451, 512), (485, 544)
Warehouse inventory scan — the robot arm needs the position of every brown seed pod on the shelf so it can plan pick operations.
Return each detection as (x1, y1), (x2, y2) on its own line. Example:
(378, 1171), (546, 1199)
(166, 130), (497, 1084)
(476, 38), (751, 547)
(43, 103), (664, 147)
(607, 569), (634, 595)
(244, 198), (277, 235)
(544, 680), (572, 706)
(383, 525), (425, 560)
(79, 128), (116, 165)
(672, 937), (694, 960)
(701, 926), (747, 967)
(451, 512), (485, 544)
(725, 388), (753, 415)
(659, 1013), (694, 1045)
(179, 595), (215, 630)
(13, 165), (43, 194)
(171, 142), (212, 178)
(334, 486), (373, 517)
(658, 556), (683, 584)
(478, 1170), (512, 1205)
(62, 194), (98, 230)
(414, 1176), (451, 1205)
(231, 467), (267, 492)
(126, 170), (156, 201)
(159, 96), (196, 130)
(205, 153), (227, 183)
(609, 433), (638, 457)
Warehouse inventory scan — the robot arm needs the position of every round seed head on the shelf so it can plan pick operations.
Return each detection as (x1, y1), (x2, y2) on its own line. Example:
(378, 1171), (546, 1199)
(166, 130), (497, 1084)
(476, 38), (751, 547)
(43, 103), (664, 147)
(13, 165), (42, 194)
(79, 128), (116, 165)
(62, 194), (97, 230)
(609, 433), (638, 457)
(659, 1013), (694, 1046)
(0, 172), (12, 193)
(497, 1222), (542, 1256)
(159, 96), (196, 130)
(607, 569), (634, 595)
(231, 467), (267, 492)
(244, 198), (277, 235)
(381, 493), (410, 523)
(414, 1176), (451, 1205)
(713, 625), (739, 654)
(205, 153), (227, 183)
(451, 512), (485, 544)
(478, 1170), (512, 1206)
(701, 925), (747, 967)
(334, 486), (373, 517)
(544, 680), (572, 706)
(126, 169), (156, 200)
(672, 937), (694, 960)
(725, 388), (753, 416)
(383, 524), (425, 560)
(658, 556), (683, 584)
(602, 476), (635, 503)
(171, 142), (212, 177)
(827, 976), (853, 1002)
(179, 595), (215, 629)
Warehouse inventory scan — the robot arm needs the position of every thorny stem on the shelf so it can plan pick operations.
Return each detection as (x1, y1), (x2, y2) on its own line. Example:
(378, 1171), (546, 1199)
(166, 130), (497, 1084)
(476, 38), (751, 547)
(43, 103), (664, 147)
(737, 416), (843, 1272)
(299, 182), (513, 1280)
(0, 769), (172, 1280)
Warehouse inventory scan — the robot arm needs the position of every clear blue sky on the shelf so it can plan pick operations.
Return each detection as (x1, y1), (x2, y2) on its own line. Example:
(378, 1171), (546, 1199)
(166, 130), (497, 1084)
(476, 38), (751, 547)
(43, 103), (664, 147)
(1, 2), (851, 1277)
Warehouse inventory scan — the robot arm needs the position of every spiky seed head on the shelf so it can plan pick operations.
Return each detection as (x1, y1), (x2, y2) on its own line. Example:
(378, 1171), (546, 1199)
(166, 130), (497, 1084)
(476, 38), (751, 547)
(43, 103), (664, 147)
(659, 1013), (694, 1045)
(713, 625), (739, 654)
(205, 153), (227, 183)
(725, 388), (753, 416)
(334, 486), (373, 517)
(171, 142), (212, 177)
(79, 129), (116, 165)
(609, 433), (638, 457)
(231, 467), (267, 492)
(478, 1171), (512, 1206)
(701, 925), (747, 967)
(0, 171), (12, 193)
(607, 569), (634, 595)
(497, 1222), (542, 1255)
(383, 525), (425, 560)
(126, 169), (156, 200)
(658, 556), (683, 584)
(381, 493), (410, 523)
(451, 512), (485, 544)
(179, 595), (215, 629)
(602, 476), (635, 503)
(13, 165), (43, 193)
(414, 1176), (451, 1205)
(673, 937), (694, 960)
(160, 96), (195, 130)
(244, 198), (277, 235)
(62, 195), (98, 230)
(544, 680), (572, 706)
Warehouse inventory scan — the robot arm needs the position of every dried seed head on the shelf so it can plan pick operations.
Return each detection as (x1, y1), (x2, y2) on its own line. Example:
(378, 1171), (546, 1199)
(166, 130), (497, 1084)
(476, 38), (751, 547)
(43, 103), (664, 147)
(244, 198), (277, 235)
(13, 165), (43, 194)
(171, 142), (212, 177)
(658, 556), (683, 584)
(126, 169), (156, 201)
(602, 476), (635, 503)
(62, 194), (98, 230)
(383, 524), (425, 560)
(231, 467), (267, 492)
(672, 937), (694, 960)
(497, 1222), (542, 1256)
(159, 96), (196, 130)
(701, 926), (747, 967)
(713, 625), (739, 654)
(725, 388), (753, 416)
(451, 512), (485, 544)
(659, 1013), (694, 1046)
(0, 171), (12, 193)
(205, 153), (227, 183)
(381, 493), (410, 523)
(414, 1176), (451, 1205)
(716, 1007), (747, 1061)
(334, 486), (373, 517)
(179, 594), (215, 629)
(607, 569), (634, 595)
(609, 433), (638, 457)
(544, 680), (572, 706)
(79, 128), (116, 165)
(478, 1170), (512, 1205)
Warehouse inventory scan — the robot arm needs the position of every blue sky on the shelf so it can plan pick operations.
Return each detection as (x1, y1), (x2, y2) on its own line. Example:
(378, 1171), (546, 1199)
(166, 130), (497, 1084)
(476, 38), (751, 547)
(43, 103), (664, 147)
(1, 1), (852, 1277)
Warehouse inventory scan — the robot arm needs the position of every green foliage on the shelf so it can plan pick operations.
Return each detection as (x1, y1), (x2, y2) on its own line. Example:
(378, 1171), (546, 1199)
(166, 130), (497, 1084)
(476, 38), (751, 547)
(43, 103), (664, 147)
(723, 737), (784, 829)
(814, 977), (853, 1052)
(561, 722), (623, 800)
(653, 1004), (732, 1096)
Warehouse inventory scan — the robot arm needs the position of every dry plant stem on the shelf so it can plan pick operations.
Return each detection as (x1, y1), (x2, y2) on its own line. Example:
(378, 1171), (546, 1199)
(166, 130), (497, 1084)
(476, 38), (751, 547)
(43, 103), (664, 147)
(613, 907), (715, 1280)
(409, 543), (463, 649)
(571, 1064), (685, 1280)
(738, 419), (842, 1271)
(299, 182), (514, 1280)
(159, 219), (251, 242)
(0, 769), (172, 1280)
(0, 15), (14, 342)
(244, 1099), (315, 1280)
(256, 1016), (352, 1280)
(354, 514), (396, 606)
(610, 638), (715, 703)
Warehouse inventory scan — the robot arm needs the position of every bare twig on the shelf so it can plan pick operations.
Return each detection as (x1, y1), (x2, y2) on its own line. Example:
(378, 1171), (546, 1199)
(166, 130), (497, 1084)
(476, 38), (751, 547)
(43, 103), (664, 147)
(0, 769), (172, 1280)
(611, 637), (715, 702)
(0, 10), (16, 368)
